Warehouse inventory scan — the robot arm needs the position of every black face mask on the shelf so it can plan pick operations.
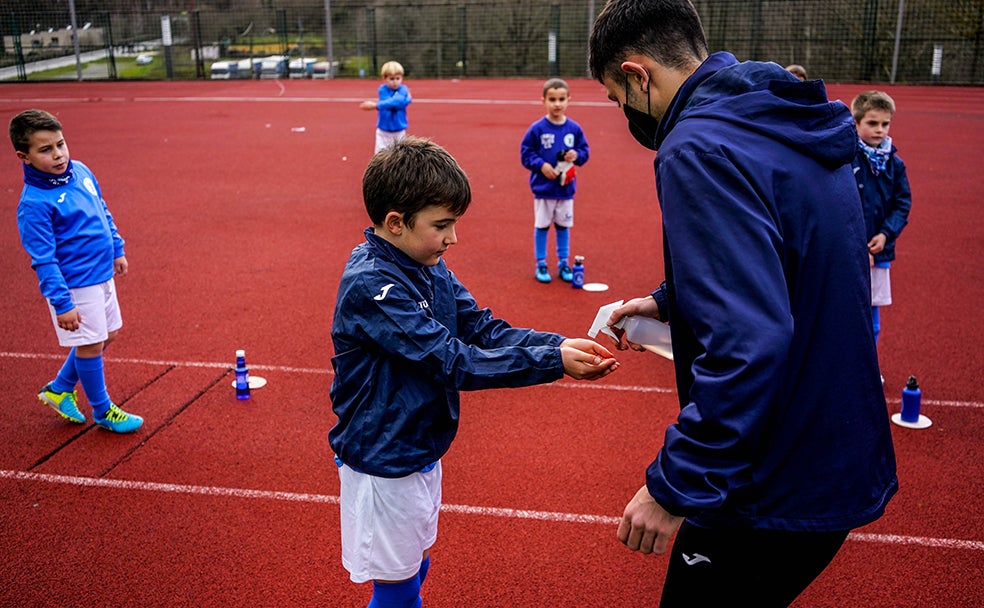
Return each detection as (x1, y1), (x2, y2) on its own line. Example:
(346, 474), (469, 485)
(623, 73), (660, 151)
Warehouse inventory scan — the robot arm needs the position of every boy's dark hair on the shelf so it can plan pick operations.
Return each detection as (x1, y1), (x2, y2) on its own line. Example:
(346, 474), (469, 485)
(851, 91), (896, 122)
(362, 137), (471, 227)
(543, 78), (569, 96)
(9, 109), (62, 153)
(589, 0), (708, 84)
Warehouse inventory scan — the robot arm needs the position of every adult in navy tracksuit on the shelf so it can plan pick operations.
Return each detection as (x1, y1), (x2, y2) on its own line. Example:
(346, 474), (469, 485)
(589, 2), (898, 606)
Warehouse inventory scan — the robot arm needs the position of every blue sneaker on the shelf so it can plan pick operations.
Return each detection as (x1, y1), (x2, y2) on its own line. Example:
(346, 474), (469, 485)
(38, 384), (85, 424)
(94, 403), (143, 433)
(535, 262), (552, 283)
(558, 263), (573, 282)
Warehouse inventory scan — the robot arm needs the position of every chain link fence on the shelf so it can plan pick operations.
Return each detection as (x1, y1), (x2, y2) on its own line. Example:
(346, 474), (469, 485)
(2, 1), (982, 84)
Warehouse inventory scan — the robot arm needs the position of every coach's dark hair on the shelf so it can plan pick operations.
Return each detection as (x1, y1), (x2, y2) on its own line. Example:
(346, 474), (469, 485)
(9, 109), (63, 153)
(589, 0), (708, 83)
(362, 137), (471, 228)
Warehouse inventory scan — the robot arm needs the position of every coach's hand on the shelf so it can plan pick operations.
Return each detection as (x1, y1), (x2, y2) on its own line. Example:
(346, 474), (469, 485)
(618, 485), (684, 555)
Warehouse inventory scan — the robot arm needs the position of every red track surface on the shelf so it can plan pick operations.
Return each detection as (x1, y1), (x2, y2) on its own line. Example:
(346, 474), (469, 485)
(0, 79), (981, 607)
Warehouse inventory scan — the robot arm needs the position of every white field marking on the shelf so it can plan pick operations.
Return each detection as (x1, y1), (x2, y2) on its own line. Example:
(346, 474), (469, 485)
(2, 470), (982, 552)
(1, 95), (614, 107)
(2, 351), (981, 407)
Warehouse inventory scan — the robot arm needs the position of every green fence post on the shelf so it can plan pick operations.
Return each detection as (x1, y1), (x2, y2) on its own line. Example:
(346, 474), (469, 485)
(102, 12), (117, 80)
(457, 4), (466, 77)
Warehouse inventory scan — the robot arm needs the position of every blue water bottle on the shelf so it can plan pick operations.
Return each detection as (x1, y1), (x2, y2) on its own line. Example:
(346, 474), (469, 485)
(900, 375), (921, 423)
(235, 349), (251, 400)
(572, 255), (585, 289)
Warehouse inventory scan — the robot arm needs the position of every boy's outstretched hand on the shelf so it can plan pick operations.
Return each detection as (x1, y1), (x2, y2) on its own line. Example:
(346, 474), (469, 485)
(560, 338), (619, 380)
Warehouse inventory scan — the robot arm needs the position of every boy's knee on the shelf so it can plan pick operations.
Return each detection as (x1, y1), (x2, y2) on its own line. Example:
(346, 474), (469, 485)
(75, 342), (105, 358)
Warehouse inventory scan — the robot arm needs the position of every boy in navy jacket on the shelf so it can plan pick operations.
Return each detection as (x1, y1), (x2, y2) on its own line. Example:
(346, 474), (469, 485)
(329, 137), (617, 608)
(12, 109), (143, 433)
(851, 90), (912, 347)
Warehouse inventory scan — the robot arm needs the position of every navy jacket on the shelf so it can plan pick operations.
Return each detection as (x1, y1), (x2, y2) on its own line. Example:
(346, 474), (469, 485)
(329, 229), (565, 478)
(520, 116), (590, 199)
(853, 145), (911, 263)
(647, 53), (897, 531)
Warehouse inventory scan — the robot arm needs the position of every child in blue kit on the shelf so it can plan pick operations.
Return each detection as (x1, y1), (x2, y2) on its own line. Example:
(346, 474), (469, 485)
(520, 78), (590, 283)
(329, 137), (618, 608)
(360, 60), (412, 153)
(851, 91), (912, 347)
(12, 109), (143, 433)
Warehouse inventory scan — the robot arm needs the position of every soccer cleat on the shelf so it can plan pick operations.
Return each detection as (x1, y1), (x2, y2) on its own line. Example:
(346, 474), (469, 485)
(558, 263), (573, 282)
(94, 403), (143, 433)
(38, 384), (85, 424)
(536, 262), (552, 283)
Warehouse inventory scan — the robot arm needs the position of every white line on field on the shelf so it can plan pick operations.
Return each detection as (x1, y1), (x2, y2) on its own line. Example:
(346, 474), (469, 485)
(2, 470), (981, 552)
(2, 351), (981, 407)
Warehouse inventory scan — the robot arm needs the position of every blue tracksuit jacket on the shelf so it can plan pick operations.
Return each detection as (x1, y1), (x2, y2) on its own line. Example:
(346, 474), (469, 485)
(17, 160), (125, 315)
(520, 116), (590, 199)
(375, 84), (411, 133)
(328, 228), (565, 478)
(646, 52), (897, 532)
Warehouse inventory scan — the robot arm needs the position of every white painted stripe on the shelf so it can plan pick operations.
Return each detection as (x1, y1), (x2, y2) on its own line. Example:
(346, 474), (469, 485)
(0, 95), (613, 107)
(2, 470), (981, 551)
(847, 532), (984, 552)
(2, 351), (981, 407)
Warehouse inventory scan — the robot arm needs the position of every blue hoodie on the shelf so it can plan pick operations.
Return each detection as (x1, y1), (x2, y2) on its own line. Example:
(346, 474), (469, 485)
(329, 228), (565, 478)
(647, 53), (897, 532)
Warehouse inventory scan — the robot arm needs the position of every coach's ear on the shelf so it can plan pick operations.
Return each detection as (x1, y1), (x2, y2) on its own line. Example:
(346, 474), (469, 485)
(383, 211), (405, 236)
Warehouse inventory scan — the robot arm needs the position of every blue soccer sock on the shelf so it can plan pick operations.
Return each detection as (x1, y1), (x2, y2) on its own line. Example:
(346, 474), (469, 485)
(534, 227), (549, 263)
(75, 354), (112, 416)
(871, 306), (881, 345)
(367, 576), (422, 608)
(418, 556), (431, 587)
(50, 348), (79, 393)
(555, 225), (570, 266)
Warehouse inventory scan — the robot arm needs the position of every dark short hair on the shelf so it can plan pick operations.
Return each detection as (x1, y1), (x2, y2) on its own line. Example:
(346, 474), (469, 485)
(362, 137), (471, 227)
(9, 109), (62, 153)
(542, 78), (569, 96)
(589, 0), (708, 83)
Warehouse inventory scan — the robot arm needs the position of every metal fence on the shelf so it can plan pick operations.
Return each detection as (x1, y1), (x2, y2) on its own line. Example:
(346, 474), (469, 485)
(2, 1), (982, 84)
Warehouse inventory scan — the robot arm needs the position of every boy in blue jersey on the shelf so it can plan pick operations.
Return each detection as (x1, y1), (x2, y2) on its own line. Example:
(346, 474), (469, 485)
(329, 137), (618, 608)
(851, 91), (912, 349)
(360, 60), (412, 153)
(520, 78), (590, 283)
(11, 109), (143, 433)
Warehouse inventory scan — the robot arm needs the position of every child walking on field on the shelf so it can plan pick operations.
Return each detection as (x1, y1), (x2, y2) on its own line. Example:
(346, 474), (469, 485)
(360, 60), (412, 153)
(11, 109), (143, 433)
(520, 78), (590, 283)
(851, 91), (912, 349)
(329, 137), (617, 608)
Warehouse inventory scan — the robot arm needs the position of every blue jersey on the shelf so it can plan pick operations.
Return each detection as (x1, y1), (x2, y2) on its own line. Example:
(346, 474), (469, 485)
(375, 84), (411, 132)
(520, 116), (590, 199)
(17, 160), (125, 315)
(647, 53), (897, 532)
(329, 228), (565, 478)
